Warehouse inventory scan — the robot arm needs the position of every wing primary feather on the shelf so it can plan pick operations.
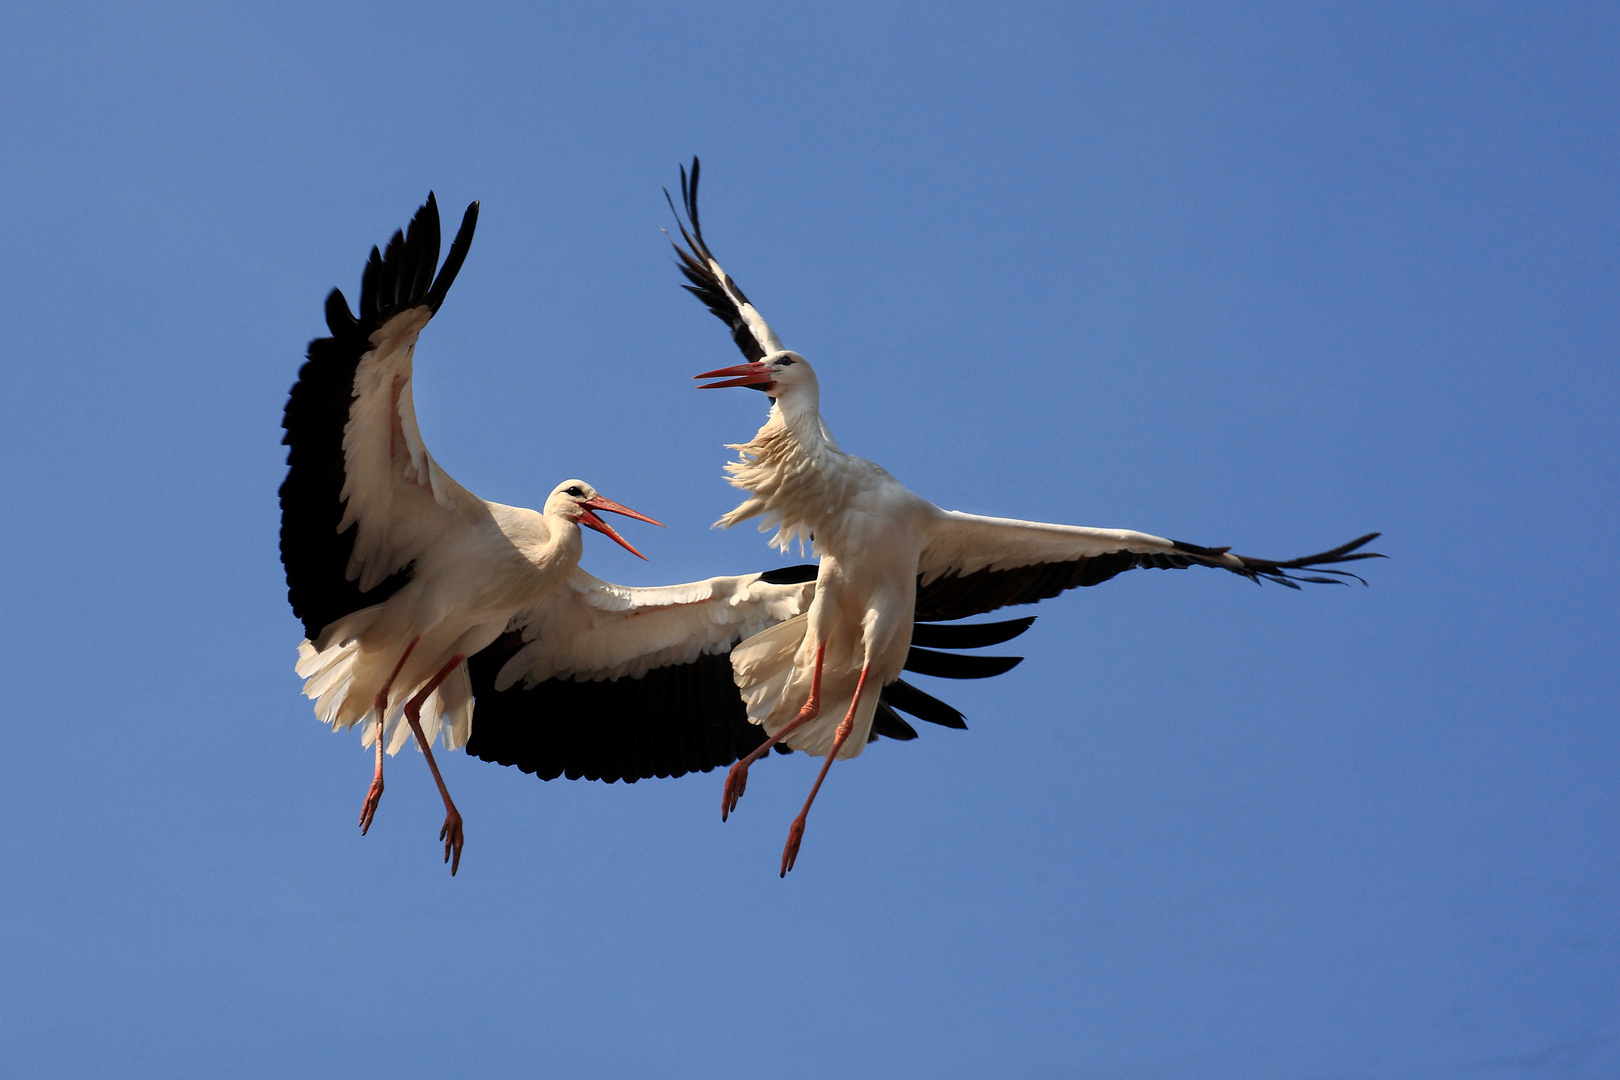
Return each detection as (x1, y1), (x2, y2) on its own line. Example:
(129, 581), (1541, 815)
(323, 288), (357, 337)
(909, 616), (1035, 649)
(404, 192), (440, 305)
(903, 648), (1023, 680)
(882, 679), (968, 730)
(426, 201), (480, 313)
(870, 701), (919, 741)
(1170, 531), (1385, 587)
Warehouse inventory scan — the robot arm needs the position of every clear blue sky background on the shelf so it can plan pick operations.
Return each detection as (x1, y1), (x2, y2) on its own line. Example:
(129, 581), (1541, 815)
(1, 3), (1615, 1077)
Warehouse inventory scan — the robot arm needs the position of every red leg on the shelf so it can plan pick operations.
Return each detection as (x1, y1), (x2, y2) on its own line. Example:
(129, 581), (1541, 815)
(360, 638), (418, 834)
(781, 662), (871, 877)
(724, 644), (826, 821)
(402, 654), (468, 875)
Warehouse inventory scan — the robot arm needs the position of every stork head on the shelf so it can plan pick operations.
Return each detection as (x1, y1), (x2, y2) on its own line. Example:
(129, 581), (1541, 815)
(695, 350), (817, 401)
(544, 480), (662, 560)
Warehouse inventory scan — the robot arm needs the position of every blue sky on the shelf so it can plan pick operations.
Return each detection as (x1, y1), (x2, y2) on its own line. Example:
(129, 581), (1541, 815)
(1, 3), (1615, 1077)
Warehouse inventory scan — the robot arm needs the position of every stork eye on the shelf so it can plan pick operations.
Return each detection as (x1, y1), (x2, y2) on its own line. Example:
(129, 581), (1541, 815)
(566, 485), (584, 497)
(777, 357), (795, 366)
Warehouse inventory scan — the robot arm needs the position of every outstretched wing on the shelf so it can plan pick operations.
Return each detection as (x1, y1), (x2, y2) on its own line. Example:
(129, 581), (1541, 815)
(464, 565), (1036, 782)
(665, 157), (786, 363)
(280, 194), (481, 640)
(916, 510), (1382, 622)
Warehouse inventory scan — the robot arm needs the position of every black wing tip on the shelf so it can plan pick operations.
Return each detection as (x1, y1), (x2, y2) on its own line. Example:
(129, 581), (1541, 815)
(883, 679), (969, 730)
(340, 193), (470, 332)
(904, 647), (1024, 680)
(910, 615), (1036, 648)
(1177, 530), (1387, 588)
(323, 288), (357, 336)
(424, 199), (479, 314)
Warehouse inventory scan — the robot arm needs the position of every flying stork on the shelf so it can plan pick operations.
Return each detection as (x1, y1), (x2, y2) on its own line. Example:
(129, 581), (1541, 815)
(280, 195), (664, 873)
(281, 193), (1036, 874)
(666, 158), (1383, 875)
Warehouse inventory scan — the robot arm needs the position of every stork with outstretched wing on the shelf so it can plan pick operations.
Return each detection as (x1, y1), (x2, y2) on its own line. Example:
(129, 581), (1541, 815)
(666, 158), (1383, 875)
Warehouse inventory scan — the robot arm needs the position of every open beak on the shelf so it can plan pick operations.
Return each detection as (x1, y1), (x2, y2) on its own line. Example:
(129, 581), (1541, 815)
(695, 361), (774, 391)
(577, 495), (662, 561)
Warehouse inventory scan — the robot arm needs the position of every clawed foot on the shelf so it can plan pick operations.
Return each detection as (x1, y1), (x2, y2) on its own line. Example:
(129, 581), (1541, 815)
(780, 816), (806, 877)
(440, 809), (464, 875)
(358, 777), (384, 834)
(722, 761), (750, 821)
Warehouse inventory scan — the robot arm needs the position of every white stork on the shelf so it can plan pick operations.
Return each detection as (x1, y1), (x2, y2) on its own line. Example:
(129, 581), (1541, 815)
(281, 196), (667, 873)
(281, 194), (1036, 874)
(666, 159), (1383, 875)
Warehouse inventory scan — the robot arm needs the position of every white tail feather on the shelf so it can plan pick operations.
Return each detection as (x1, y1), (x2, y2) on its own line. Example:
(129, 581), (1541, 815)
(297, 638), (472, 755)
(731, 616), (871, 761)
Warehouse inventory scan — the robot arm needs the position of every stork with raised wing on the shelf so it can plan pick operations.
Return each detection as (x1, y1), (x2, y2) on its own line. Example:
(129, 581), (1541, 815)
(281, 195), (662, 874)
(666, 158), (1383, 875)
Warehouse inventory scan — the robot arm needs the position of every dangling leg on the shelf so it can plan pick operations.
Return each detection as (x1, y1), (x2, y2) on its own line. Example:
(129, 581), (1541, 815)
(402, 654), (467, 875)
(360, 638), (419, 834)
(781, 663), (871, 877)
(724, 644), (826, 821)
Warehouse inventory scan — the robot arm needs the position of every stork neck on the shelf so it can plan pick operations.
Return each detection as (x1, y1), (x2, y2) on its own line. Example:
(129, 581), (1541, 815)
(769, 387), (834, 452)
(536, 512), (583, 564)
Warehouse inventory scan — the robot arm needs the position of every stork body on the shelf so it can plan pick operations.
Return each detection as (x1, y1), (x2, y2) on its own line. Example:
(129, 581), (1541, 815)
(667, 159), (1382, 873)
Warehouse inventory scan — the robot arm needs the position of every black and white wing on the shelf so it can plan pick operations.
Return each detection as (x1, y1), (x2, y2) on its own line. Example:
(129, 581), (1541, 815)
(916, 510), (1382, 622)
(665, 157), (787, 364)
(464, 565), (1035, 783)
(280, 194), (481, 641)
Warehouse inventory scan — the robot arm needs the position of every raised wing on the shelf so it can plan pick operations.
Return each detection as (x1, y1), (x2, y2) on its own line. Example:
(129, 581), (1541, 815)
(280, 194), (480, 640)
(665, 157), (786, 363)
(464, 565), (1035, 782)
(916, 510), (1382, 622)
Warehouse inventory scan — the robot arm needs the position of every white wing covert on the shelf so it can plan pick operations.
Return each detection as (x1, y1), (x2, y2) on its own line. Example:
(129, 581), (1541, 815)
(494, 567), (816, 690)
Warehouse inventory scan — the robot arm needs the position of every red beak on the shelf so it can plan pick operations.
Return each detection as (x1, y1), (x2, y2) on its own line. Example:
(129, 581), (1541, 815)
(577, 495), (662, 561)
(695, 361), (774, 390)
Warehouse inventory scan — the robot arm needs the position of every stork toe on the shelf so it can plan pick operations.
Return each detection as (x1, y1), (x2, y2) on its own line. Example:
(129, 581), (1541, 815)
(722, 761), (749, 820)
(780, 816), (806, 877)
(358, 777), (384, 834)
(440, 810), (464, 875)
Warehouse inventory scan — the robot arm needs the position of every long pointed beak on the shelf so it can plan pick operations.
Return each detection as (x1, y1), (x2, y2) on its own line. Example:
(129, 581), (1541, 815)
(695, 361), (774, 390)
(577, 495), (662, 561)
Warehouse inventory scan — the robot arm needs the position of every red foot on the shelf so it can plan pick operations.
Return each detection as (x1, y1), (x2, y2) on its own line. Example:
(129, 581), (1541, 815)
(722, 761), (749, 821)
(780, 816), (807, 877)
(358, 777), (384, 835)
(440, 809), (464, 875)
